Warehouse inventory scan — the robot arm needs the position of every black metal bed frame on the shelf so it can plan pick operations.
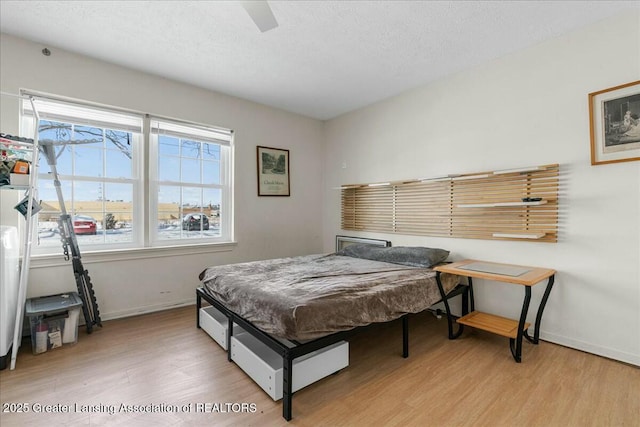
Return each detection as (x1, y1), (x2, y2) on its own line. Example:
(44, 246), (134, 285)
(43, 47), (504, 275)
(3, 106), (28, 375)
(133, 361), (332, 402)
(196, 281), (469, 421)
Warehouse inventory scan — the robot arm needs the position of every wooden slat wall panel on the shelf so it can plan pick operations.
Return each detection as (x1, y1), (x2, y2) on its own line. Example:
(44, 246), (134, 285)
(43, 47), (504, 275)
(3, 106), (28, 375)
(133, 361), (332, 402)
(341, 164), (559, 242)
(341, 186), (395, 232)
(394, 181), (451, 236)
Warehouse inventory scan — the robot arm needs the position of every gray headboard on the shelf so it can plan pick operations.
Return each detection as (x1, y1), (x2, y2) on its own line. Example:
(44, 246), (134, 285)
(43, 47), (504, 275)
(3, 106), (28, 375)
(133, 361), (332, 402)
(335, 235), (391, 252)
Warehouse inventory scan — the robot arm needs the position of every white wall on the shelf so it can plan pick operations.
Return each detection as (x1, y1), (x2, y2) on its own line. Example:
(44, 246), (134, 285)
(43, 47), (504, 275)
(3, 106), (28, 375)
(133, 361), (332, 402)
(0, 34), (325, 319)
(323, 12), (640, 365)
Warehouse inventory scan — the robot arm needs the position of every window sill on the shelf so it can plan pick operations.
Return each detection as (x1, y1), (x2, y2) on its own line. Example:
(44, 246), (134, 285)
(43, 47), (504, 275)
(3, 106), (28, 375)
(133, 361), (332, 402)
(29, 241), (237, 269)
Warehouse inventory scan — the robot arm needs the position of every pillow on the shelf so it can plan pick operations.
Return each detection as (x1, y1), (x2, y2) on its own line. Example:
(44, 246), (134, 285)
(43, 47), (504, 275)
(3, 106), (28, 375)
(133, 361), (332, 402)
(336, 244), (449, 268)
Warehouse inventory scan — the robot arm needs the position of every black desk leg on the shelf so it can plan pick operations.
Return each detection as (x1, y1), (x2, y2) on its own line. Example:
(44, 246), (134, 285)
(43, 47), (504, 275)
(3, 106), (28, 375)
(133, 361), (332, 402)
(510, 286), (532, 363)
(402, 315), (409, 358)
(468, 277), (475, 313)
(435, 271), (464, 339)
(196, 292), (201, 329)
(461, 286), (469, 316)
(525, 274), (555, 345)
(283, 353), (293, 421)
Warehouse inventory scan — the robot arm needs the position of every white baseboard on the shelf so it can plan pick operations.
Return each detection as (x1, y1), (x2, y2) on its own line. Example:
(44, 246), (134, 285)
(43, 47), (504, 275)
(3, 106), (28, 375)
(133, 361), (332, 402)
(541, 330), (639, 367)
(100, 299), (195, 322)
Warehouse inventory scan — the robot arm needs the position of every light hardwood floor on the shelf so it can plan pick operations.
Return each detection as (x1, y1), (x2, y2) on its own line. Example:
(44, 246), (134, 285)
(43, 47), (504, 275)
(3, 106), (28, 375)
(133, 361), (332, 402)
(0, 305), (638, 427)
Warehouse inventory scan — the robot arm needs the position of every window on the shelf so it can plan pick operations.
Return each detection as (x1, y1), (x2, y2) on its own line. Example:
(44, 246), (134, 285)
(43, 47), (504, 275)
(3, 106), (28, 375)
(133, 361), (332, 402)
(150, 118), (233, 244)
(21, 95), (234, 253)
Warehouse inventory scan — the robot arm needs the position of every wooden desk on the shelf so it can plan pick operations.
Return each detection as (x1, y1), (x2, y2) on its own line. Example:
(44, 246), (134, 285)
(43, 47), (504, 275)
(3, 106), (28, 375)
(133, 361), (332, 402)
(433, 259), (556, 363)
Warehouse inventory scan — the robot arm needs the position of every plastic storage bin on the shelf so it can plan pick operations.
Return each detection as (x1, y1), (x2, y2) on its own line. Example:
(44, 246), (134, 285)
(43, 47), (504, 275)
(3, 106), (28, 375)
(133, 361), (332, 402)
(25, 292), (83, 354)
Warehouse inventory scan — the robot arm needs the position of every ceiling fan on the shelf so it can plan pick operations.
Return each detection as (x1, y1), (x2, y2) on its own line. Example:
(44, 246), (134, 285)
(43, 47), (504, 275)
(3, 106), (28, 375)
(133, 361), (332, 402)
(241, 1), (279, 32)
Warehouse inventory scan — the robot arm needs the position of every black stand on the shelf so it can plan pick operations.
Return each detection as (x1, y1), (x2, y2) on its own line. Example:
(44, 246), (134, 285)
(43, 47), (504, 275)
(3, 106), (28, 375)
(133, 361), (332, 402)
(40, 143), (102, 333)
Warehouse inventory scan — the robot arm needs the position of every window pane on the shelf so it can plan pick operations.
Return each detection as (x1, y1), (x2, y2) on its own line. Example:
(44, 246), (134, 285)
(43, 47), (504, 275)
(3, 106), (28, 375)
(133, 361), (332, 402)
(158, 135), (179, 156)
(203, 188), (221, 236)
(156, 211), (182, 240)
(203, 160), (220, 185)
(180, 213), (215, 238)
(39, 120), (71, 141)
(103, 211), (133, 244)
(158, 156), (180, 182)
(105, 130), (133, 178)
(202, 143), (220, 161)
(105, 183), (133, 234)
(63, 211), (103, 247)
(106, 148), (132, 179)
(73, 212), (100, 240)
(73, 181), (103, 206)
(106, 130), (132, 155)
(181, 140), (201, 159)
(37, 180), (70, 248)
(74, 146), (103, 177)
(38, 179), (70, 209)
(73, 125), (103, 177)
(38, 120), (70, 175)
(157, 185), (181, 240)
(104, 183), (132, 204)
(158, 185), (181, 205)
(182, 187), (201, 208)
(52, 145), (74, 176)
(181, 158), (201, 183)
(73, 125), (104, 146)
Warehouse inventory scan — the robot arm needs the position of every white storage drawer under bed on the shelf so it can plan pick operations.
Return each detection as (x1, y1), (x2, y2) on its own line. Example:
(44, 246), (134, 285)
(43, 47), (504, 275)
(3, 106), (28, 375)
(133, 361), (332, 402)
(199, 306), (245, 350)
(199, 304), (349, 401)
(231, 332), (349, 401)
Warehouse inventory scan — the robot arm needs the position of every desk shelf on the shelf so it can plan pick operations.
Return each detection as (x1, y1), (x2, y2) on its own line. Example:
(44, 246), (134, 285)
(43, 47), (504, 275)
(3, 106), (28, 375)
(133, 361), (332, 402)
(457, 311), (530, 339)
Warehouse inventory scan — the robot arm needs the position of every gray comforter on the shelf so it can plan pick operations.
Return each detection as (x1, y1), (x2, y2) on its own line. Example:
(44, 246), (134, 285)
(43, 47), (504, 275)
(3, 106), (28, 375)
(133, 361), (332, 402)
(199, 254), (459, 340)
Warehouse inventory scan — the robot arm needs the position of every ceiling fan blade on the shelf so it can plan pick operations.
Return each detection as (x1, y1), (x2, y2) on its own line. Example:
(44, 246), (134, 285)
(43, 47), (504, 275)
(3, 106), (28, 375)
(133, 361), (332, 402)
(241, 1), (278, 32)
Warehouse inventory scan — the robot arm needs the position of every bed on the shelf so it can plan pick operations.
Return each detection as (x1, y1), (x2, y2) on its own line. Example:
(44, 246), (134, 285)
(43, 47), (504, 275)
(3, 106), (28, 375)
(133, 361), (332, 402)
(196, 237), (468, 421)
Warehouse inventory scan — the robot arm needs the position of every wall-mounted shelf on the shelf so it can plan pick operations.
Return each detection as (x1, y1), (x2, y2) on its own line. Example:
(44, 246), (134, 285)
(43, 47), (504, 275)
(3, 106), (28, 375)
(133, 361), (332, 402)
(342, 163), (559, 243)
(492, 232), (546, 239)
(458, 200), (548, 208)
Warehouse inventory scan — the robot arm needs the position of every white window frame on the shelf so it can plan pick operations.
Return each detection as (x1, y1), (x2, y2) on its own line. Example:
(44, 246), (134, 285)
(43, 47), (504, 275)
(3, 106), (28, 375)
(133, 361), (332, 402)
(149, 117), (234, 246)
(19, 93), (234, 255)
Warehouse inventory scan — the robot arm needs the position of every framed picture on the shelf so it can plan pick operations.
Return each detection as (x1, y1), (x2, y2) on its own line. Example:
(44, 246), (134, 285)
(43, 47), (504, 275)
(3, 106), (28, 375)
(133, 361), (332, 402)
(257, 146), (290, 196)
(589, 80), (640, 165)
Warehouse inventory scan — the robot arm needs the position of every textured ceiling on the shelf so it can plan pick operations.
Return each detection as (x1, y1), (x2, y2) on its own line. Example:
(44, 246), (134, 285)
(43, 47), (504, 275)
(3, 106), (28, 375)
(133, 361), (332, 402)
(0, 1), (637, 120)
